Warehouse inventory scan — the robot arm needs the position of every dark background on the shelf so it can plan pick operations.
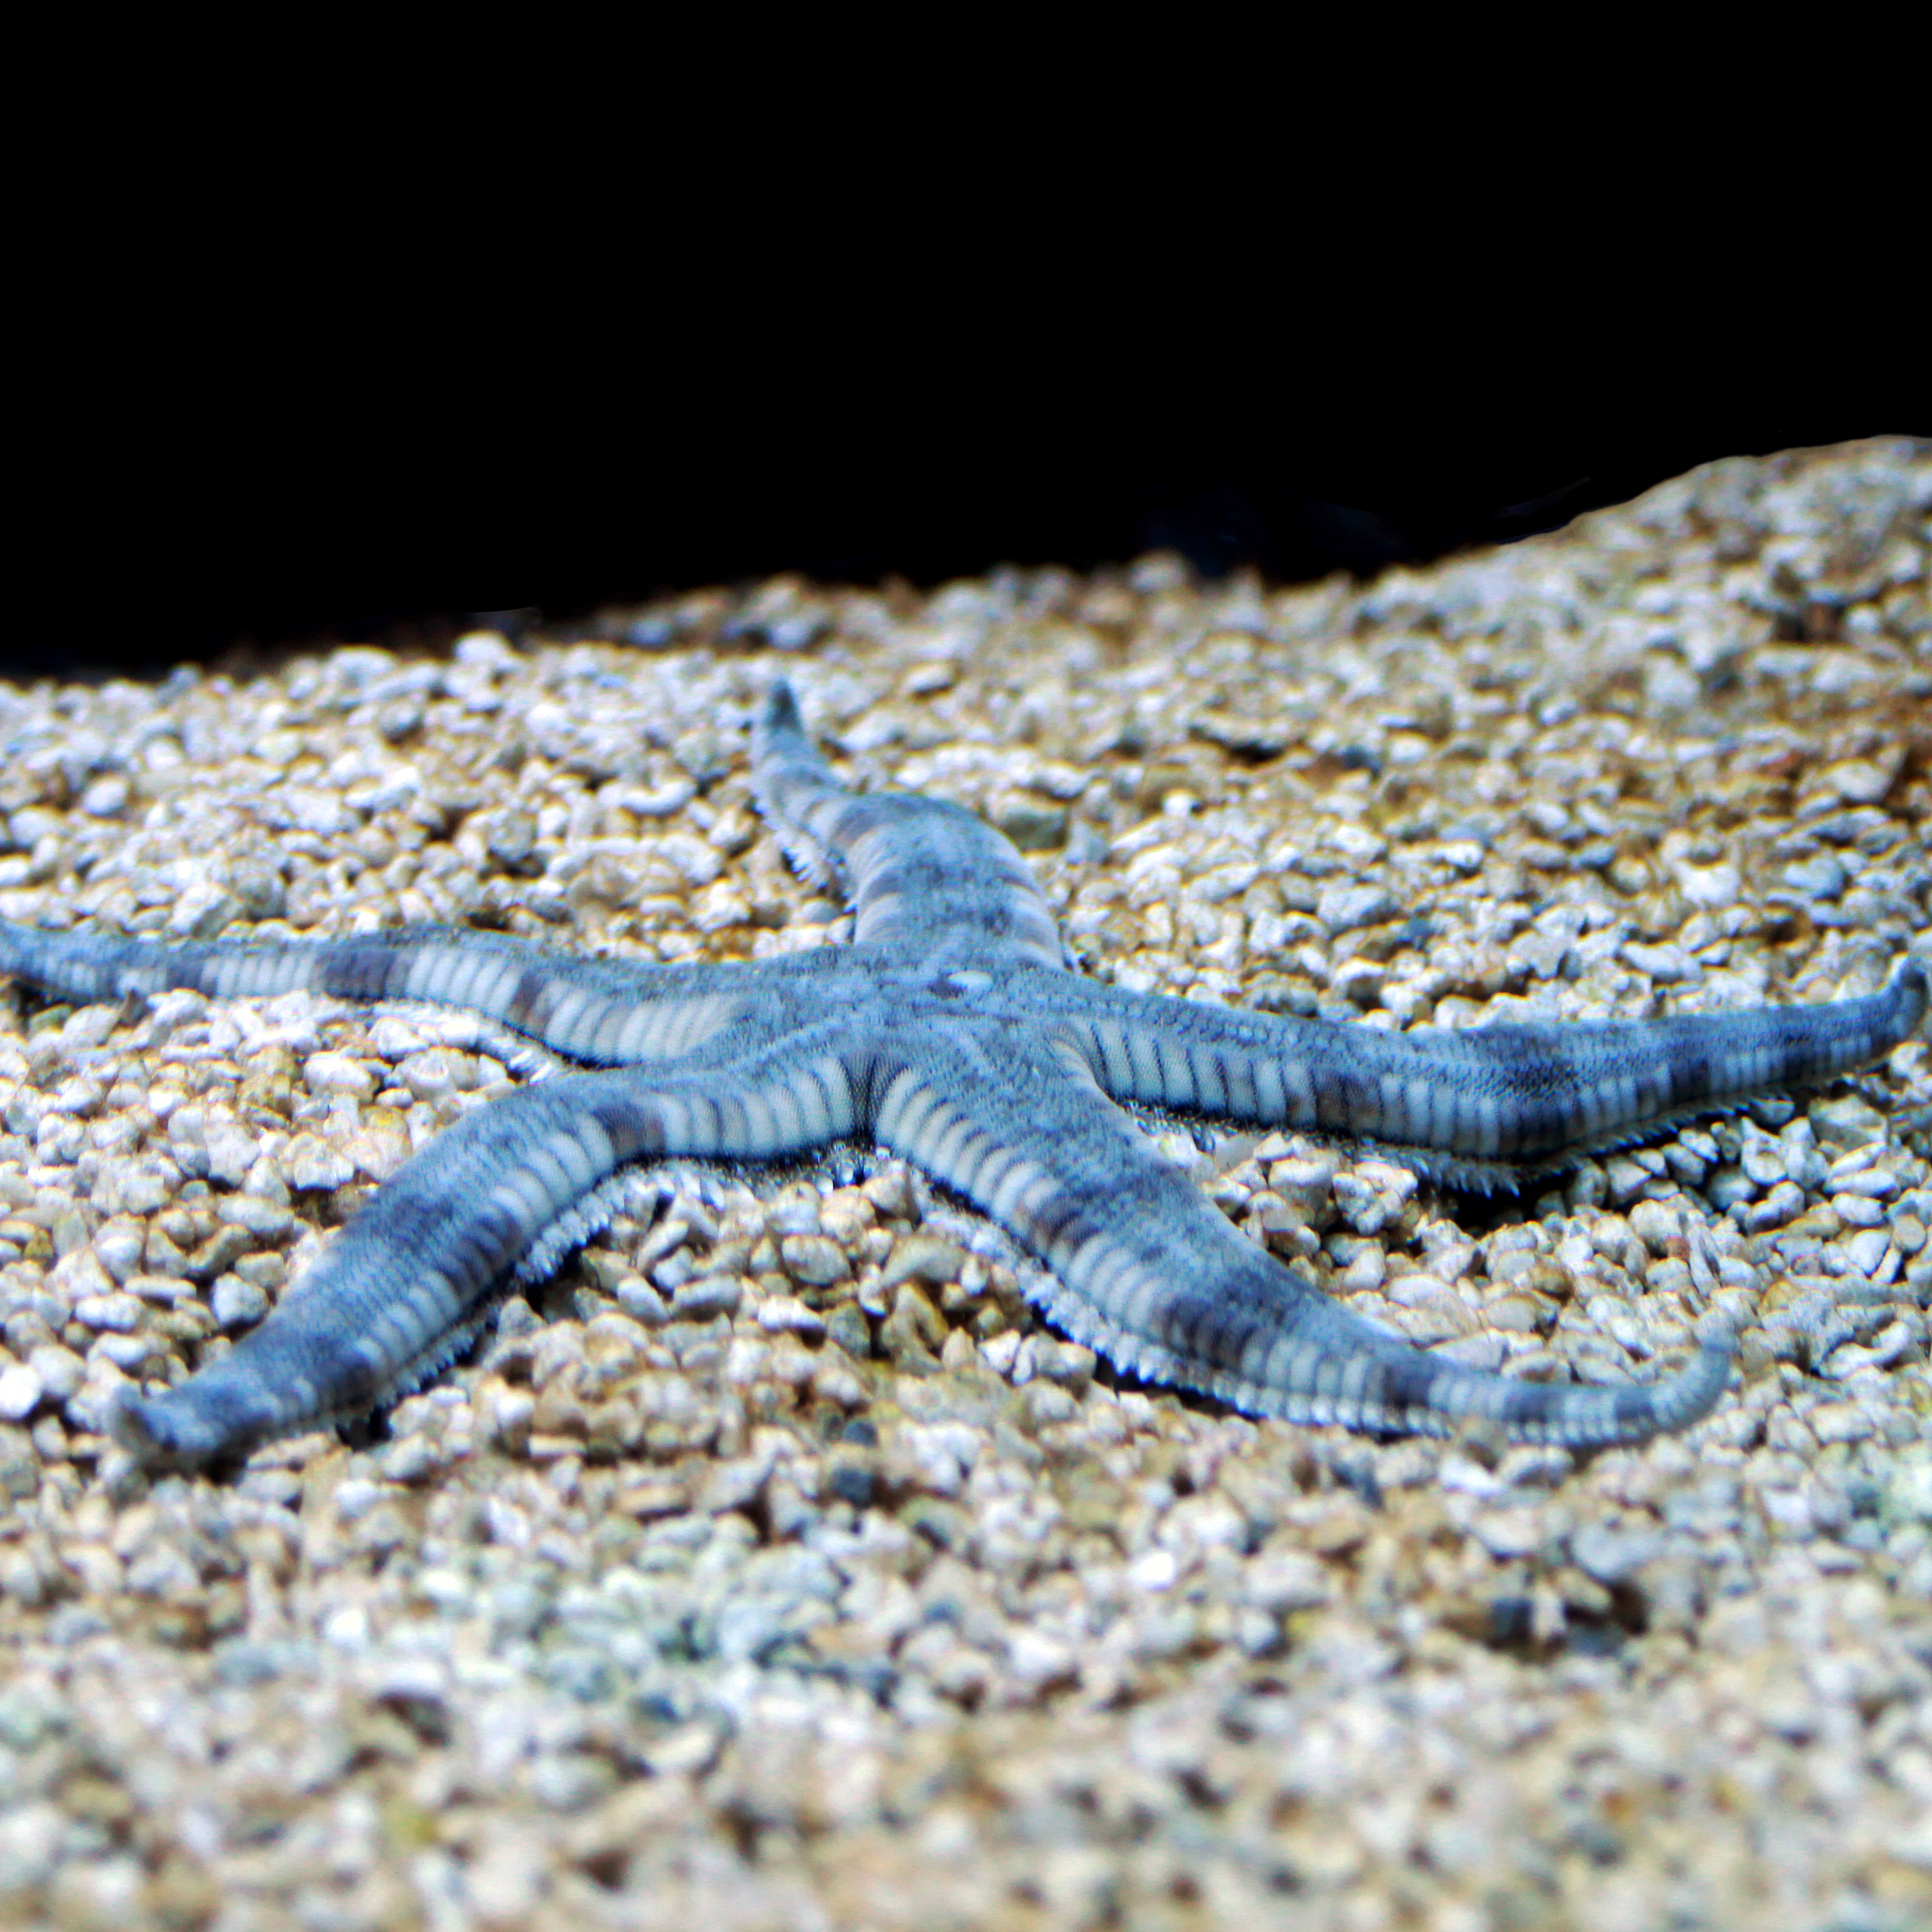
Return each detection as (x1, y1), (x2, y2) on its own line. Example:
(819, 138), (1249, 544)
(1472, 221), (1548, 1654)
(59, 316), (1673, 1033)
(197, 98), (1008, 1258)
(9, 403), (1903, 680)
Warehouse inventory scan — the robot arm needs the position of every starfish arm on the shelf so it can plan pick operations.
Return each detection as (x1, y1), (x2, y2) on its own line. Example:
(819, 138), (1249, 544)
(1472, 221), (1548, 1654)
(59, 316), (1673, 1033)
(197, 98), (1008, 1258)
(1051, 962), (1927, 1178)
(111, 1041), (866, 1469)
(752, 681), (1068, 970)
(875, 1028), (1729, 1447)
(0, 916), (868, 1067)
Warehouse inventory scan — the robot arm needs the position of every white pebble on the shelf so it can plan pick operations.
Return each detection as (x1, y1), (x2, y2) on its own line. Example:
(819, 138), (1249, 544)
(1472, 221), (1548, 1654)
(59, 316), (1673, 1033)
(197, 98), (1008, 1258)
(0, 1363), (42, 1421)
(74, 1293), (143, 1334)
(304, 1051), (375, 1099)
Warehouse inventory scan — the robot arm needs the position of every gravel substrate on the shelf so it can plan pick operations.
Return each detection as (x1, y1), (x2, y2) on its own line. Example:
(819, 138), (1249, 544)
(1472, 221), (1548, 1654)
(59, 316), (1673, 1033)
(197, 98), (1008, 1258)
(1, 438), (1929, 1931)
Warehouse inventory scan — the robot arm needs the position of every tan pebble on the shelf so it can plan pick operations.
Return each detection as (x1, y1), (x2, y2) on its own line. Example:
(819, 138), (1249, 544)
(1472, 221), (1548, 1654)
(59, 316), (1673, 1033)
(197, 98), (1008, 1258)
(0, 1218), (46, 1260)
(280, 1131), (354, 1192)
(1483, 1294), (1554, 1335)
(73, 1291), (143, 1334)
(859, 1166), (917, 1219)
(881, 1234), (968, 1290)
(1525, 1257), (1574, 1301)
(216, 1195), (296, 1238)
(1389, 1294), (1480, 1345)
(809, 1354), (869, 1407)
(1035, 1341), (1096, 1391)
(881, 1284), (946, 1366)
(779, 1233), (850, 1287)
(615, 1474), (690, 1520)
(756, 1295), (826, 1339)
(1817, 757), (1894, 804)
(1304, 1504), (1372, 1556)
(615, 1277), (671, 1325)
(583, 1312), (653, 1363)
(818, 1189), (875, 1244)
(672, 1275), (743, 1320)
(1467, 1504), (1546, 1560)
(701, 1455), (771, 1514)
(483, 1386), (536, 1444)
(1244, 1549), (1332, 1613)
(379, 1433), (442, 1484)
(1810, 1402), (1875, 1444)
(345, 1115), (411, 1180)
(26, 1344), (83, 1404)
(824, 1303), (871, 1359)
(578, 1248), (631, 1293)
(90, 1221), (145, 1282)
(181, 1221), (250, 1279)
(1336, 1247), (1386, 1294)
(1831, 1193), (1887, 1229)
(1628, 1199), (1682, 1256)
(1017, 1382), (1077, 1430)
(302, 1051), (374, 1099)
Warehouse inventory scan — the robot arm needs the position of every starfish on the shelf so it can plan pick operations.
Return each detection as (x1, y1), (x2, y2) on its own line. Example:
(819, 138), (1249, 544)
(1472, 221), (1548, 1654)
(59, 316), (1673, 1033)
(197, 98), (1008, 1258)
(2, 682), (1923, 1470)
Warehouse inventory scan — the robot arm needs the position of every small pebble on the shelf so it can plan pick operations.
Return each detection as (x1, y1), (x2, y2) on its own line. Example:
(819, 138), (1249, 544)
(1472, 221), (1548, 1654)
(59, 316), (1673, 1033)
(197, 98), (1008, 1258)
(0, 1364), (42, 1422)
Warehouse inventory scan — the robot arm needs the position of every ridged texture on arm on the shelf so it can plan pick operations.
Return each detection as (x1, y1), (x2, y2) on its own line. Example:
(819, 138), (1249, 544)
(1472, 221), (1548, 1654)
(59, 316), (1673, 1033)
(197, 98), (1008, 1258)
(754, 684), (1068, 970)
(1061, 965), (1926, 1179)
(112, 1047), (861, 1466)
(874, 1025), (1733, 1446)
(0, 919), (761, 1066)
